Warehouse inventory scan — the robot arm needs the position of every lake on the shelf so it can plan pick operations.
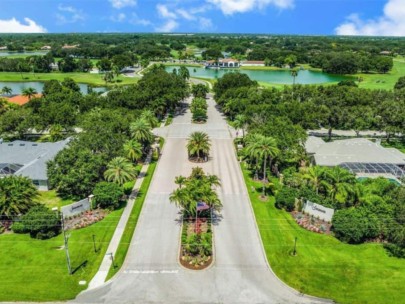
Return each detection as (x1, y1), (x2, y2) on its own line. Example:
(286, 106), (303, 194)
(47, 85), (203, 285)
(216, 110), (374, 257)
(0, 51), (49, 57)
(167, 66), (348, 85)
(0, 81), (106, 95)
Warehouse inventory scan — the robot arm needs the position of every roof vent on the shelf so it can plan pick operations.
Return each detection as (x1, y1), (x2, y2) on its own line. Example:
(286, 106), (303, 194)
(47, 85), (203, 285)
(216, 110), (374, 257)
(32, 144), (38, 146)
(20, 144), (25, 146)
(7, 144), (13, 146)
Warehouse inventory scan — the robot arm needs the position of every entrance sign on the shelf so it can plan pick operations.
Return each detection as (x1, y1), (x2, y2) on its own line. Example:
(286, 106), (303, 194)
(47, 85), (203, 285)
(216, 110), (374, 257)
(303, 200), (334, 222)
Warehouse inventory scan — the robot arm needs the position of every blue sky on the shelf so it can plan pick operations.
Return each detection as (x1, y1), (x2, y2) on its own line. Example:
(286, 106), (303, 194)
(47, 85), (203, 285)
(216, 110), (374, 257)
(0, 0), (403, 36)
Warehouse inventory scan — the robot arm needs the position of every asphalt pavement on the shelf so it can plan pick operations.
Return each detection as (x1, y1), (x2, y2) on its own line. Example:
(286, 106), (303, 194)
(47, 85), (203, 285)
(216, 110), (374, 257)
(74, 95), (330, 304)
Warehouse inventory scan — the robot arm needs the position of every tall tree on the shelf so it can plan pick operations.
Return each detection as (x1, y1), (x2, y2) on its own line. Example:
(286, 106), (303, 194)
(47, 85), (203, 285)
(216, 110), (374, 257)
(104, 157), (137, 185)
(187, 131), (211, 162)
(123, 139), (143, 163)
(0, 176), (38, 218)
(22, 87), (37, 100)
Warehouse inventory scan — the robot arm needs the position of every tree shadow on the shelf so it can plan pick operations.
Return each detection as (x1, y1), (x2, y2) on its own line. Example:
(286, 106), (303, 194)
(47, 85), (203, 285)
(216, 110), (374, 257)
(71, 260), (88, 275)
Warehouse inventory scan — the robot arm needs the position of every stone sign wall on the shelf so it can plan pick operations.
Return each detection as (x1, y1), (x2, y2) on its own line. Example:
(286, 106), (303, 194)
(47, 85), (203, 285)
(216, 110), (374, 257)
(61, 198), (91, 218)
(303, 200), (334, 222)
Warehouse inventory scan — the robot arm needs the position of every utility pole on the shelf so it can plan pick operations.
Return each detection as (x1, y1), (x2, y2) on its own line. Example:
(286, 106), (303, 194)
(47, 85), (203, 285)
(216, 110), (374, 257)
(92, 234), (97, 253)
(293, 237), (298, 256)
(108, 252), (116, 268)
(60, 212), (72, 274)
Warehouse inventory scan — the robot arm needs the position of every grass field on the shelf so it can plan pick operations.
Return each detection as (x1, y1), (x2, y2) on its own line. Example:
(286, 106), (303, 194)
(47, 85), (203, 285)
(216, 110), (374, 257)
(106, 159), (158, 280)
(356, 58), (405, 90)
(242, 166), (405, 304)
(0, 72), (139, 86)
(38, 190), (74, 209)
(0, 207), (124, 301)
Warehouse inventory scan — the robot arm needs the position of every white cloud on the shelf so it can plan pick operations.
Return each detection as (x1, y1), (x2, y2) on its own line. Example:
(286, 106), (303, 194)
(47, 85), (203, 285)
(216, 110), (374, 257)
(199, 17), (214, 30)
(111, 13), (126, 22)
(207, 0), (294, 15)
(157, 4), (177, 19)
(0, 17), (47, 33)
(56, 4), (85, 24)
(176, 9), (195, 21)
(130, 13), (152, 26)
(109, 0), (136, 9)
(155, 19), (178, 32)
(335, 0), (405, 36)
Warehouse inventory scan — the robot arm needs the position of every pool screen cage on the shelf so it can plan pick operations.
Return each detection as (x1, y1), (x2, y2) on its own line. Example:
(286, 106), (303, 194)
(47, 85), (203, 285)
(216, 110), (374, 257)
(340, 162), (405, 179)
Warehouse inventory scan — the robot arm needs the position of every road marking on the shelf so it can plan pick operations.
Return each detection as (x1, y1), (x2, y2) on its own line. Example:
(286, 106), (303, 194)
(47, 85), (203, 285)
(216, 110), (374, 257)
(124, 270), (179, 274)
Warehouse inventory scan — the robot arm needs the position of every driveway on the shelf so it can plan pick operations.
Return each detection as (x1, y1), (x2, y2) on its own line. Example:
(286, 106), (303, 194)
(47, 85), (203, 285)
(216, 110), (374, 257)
(74, 95), (330, 303)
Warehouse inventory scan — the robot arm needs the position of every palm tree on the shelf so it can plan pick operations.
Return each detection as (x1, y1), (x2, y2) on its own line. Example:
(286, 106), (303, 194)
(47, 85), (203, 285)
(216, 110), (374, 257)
(123, 139), (143, 163)
(104, 157), (137, 185)
(0, 176), (38, 219)
(1, 86), (12, 96)
(112, 65), (120, 79)
(22, 87), (37, 100)
(175, 175), (187, 189)
(291, 68), (299, 85)
(169, 188), (191, 211)
(206, 174), (221, 188)
(187, 131), (211, 162)
(49, 124), (64, 142)
(246, 135), (279, 197)
(233, 114), (247, 139)
(301, 166), (327, 195)
(179, 66), (190, 80)
(130, 118), (154, 146)
(324, 166), (356, 205)
(103, 71), (114, 84)
(141, 110), (159, 128)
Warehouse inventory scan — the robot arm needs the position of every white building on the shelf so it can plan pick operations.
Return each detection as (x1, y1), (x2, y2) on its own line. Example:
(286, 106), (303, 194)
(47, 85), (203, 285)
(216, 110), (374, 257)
(205, 58), (240, 68)
(240, 60), (265, 67)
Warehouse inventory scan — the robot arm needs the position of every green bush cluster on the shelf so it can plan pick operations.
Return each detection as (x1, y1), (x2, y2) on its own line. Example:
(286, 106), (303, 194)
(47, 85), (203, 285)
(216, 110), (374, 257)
(190, 97), (207, 123)
(12, 205), (61, 239)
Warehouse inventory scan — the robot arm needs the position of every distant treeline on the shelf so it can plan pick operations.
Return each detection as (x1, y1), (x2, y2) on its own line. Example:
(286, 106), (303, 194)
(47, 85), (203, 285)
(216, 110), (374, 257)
(0, 34), (403, 74)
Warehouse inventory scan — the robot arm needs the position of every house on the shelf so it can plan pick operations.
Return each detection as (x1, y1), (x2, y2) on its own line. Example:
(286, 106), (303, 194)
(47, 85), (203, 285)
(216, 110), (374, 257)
(62, 44), (79, 49)
(305, 136), (405, 181)
(4, 94), (42, 106)
(0, 46), (7, 50)
(49, 63), (59, 71)
(205, 58), (240, 68)
(240, 60), (265, 67)
(0, 138), (70, 190)
(41, 45), (52, 50)
(379, 51), (392, 56)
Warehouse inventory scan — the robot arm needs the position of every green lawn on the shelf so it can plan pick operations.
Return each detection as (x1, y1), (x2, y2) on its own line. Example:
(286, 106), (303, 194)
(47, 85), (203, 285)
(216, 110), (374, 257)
(38, 190), (74, 209)
(0, 72), (139, 86)
(0, 207), (124, 301)
(106, 159), (158, 280)
(242, 165), (405, 304)
(356, 58), (405, 90)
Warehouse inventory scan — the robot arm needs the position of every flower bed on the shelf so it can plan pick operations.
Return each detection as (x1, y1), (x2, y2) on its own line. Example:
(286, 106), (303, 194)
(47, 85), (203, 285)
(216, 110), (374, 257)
(291, 211), (332, 234)
(180, 218), (213, 270)
(64, 209), (109, 230)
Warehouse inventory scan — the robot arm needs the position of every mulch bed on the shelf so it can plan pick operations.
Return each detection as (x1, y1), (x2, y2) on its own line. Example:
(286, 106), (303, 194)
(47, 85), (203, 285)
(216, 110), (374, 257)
(179, 219), (213, 270)
(64, 209), (108, 230)
(291, 211), (332, 234)
(188, 157), (208, 163)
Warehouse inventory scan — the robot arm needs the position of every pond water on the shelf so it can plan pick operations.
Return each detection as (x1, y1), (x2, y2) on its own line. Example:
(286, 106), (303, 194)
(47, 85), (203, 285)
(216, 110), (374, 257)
(0, 81), (106, 95)
(167, 66), (348, 85)
(0, 51), (49, 57)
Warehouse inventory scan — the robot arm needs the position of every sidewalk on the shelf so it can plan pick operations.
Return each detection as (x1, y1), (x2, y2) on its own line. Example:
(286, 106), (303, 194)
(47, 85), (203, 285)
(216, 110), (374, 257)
(87, 151), (152, 290)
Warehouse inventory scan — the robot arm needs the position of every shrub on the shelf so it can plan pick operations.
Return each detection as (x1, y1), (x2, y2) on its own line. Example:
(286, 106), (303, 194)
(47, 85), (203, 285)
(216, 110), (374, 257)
(275, 187), (299, 211)
(332, 207), (379, 244)
(11, 221), (26, 234)
(93, 181), (124, 209)
(14, 205), (61, 239)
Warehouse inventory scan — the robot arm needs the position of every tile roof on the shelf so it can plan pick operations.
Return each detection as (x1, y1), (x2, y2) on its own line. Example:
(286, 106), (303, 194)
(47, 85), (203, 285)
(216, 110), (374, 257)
(4, 94), (42, 106)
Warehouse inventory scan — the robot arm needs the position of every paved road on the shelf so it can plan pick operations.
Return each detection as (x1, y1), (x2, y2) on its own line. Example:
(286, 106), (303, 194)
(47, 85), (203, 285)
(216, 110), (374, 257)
(75, 95), (329, 304)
